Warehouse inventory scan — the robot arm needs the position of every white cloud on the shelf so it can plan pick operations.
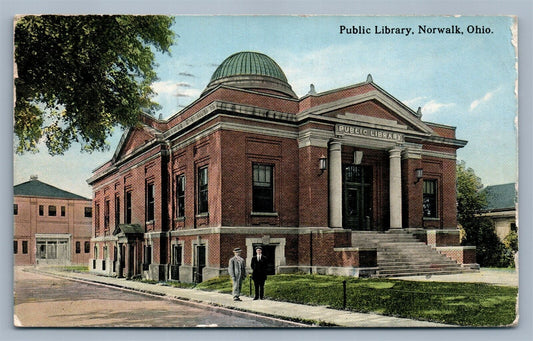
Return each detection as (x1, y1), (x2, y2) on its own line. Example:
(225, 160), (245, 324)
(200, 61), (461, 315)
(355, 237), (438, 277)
(422, 100), (455, 114)
(469, 88), (499, 111)
(151, 81), (202, 102)
(402, 96), (427, 108)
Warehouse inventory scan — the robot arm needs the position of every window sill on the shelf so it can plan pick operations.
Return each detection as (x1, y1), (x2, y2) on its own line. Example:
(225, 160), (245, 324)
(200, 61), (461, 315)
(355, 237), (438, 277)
(423, 217), (440, 221)
(175, 217), (185, 222)
(251, 212), (279, 217)
(196, 213), (209, 218)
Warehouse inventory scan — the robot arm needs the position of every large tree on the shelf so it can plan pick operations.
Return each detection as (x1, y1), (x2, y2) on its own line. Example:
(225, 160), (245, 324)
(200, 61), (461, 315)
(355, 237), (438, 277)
(457, 161), (513, 267)
(456, 160), (487, 232)
(14, 15), (175, 155)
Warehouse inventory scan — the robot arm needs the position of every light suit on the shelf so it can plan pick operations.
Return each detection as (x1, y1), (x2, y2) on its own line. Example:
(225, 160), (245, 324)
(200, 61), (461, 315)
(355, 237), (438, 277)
(228, 253), (246, 300)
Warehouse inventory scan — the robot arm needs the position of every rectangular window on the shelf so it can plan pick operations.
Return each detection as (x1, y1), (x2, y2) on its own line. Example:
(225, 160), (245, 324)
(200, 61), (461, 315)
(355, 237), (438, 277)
(76, 241), (81, 254)
(423, 180), (438, 218)
(14, 240), (18, 254)
(176, 175), (185, 217)
(198, 167), (209, 214)
(104, 200), (110, 230)
(84, 241), (90, 253)
(253, 164), (274, 212)
(125, 191), (132, 224)
(61, 206), (65, 217)
(146, 183), (155, 222)
(39, 205), (44, 216)
(115, 195), (120, 227)
(22, 241), (28, 254)
(84, 207), (92, 218)
(48, 205), (57, 216)
(14, 204), (18, 215)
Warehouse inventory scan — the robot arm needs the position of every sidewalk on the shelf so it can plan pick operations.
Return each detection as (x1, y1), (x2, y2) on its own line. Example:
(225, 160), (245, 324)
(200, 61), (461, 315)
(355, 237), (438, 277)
(391, 268), (518, 287)
(32, 268), (451, 327)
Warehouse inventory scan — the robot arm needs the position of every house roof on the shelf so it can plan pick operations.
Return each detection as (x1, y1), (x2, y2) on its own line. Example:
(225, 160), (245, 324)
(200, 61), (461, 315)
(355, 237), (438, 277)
(482, 183), (516, 211)
(113, 224), (144, 236)
(14, 177), (90, 201)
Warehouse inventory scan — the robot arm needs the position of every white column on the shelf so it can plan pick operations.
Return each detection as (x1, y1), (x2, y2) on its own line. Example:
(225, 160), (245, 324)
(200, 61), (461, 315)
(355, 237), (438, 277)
(389, 147), (403, 229)
(328, 140), (343, 228)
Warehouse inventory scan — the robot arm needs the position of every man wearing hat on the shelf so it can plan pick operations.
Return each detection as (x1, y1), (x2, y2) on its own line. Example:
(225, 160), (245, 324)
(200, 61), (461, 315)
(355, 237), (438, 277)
(228, 247), (246, 301)
(251, 245), (268, 300)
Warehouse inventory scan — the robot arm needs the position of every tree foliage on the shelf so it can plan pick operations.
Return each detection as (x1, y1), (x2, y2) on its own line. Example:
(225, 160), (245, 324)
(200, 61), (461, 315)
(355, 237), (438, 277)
(456, 160), (487, 228)
(457, 161), (515, 267)
(14, 15), (175, 155)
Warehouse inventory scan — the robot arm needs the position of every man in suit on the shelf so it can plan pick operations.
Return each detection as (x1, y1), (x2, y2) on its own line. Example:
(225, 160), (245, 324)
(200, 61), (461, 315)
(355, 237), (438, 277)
(228, 247), (246, 301)
(251, 245), (268, 300)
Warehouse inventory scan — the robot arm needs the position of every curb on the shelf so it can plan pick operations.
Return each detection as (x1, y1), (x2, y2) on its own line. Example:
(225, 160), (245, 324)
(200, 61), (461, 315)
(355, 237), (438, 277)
(29, 268), (313, 328)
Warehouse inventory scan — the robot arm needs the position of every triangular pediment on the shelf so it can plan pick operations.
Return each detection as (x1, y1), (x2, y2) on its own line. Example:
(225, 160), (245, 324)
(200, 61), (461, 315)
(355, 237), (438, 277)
(301, 85), (435, 136)
(112, 124), (160, 163)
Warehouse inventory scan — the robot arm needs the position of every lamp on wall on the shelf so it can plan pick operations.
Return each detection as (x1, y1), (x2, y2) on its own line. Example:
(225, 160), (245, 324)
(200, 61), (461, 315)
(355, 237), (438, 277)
(354, 151), (363, 165)
(319, 155), (327, 174)
(414, 168), (424, 184)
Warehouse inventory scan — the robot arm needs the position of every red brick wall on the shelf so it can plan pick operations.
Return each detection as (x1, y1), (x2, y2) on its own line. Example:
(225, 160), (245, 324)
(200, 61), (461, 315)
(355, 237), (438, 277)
(220, 130), (299, 227)
(14, 196), (92, 266)
(426, 124), (457, 139)
(436, 247), (476, 264)
(298, 145), (329, 227)
(298, 83), (375, 112)
(402, 157), (423, 228)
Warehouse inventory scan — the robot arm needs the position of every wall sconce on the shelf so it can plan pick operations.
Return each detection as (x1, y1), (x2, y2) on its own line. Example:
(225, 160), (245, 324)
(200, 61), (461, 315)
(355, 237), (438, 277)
(354, 151), (363, 165)
(319, 155), (327, 175)
(414, 168), (423, 184)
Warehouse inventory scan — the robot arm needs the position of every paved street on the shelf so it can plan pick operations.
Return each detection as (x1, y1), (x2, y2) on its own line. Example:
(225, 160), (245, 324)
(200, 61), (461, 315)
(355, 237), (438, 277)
(13, 267), (299, 327)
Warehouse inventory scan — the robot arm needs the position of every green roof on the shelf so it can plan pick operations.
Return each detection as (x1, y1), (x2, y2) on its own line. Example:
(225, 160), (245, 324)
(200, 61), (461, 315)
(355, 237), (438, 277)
(210, 51), (288, 83)
(482, 183), (516, 211)
(14, 178), (90, 200)
(113, 224), (144, 236)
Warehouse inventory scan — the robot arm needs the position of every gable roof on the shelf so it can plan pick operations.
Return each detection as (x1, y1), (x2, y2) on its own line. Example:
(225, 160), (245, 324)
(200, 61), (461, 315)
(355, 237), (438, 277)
(482, 183), (516, 211)
(14, 178), (90, 201)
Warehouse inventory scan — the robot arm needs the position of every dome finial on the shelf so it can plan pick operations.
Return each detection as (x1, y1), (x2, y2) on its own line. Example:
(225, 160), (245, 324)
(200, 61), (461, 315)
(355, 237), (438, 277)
(366, 74), (373, 83)
(308, 84), (317, 95)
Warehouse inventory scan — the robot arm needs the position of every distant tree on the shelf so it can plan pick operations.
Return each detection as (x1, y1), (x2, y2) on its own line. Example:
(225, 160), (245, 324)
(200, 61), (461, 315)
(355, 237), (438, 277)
(14, 15), (175, 155)
(457, 161), (514, 267)
(456, 160), (487, 243)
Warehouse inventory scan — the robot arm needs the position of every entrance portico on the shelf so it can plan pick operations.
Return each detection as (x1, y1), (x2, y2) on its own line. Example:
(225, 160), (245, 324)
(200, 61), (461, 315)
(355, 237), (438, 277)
(328, 135), (404, 231)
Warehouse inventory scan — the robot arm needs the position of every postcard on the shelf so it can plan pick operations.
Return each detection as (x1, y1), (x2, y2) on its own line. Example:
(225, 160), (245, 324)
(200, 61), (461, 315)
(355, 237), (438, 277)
(13, 15), (518, 328)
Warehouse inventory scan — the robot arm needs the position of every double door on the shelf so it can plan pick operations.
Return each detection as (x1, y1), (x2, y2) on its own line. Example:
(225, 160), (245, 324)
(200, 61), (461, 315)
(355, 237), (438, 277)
(343, 165), (373, 230)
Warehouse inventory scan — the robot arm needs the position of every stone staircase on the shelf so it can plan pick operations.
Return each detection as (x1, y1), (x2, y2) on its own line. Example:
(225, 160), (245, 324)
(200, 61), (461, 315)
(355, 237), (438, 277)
(351, 230), (477, 278)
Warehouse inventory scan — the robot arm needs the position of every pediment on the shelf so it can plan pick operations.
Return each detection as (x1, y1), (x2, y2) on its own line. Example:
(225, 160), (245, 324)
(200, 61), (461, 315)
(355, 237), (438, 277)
(112, 125), (160, 163)
(303, 88), (435, 136)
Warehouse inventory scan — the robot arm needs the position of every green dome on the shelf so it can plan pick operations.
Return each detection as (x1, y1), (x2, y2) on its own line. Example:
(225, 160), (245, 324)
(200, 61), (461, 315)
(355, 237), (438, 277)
(202, 51), (297, 98)
(210, 51), (288, 83)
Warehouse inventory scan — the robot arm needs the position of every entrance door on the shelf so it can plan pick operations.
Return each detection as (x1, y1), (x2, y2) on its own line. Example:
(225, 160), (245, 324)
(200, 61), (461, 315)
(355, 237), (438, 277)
(253, 244), (276, 275)
(343, 165), (373, 230)
(194, 245), (206, 283)
(170, 244), (182, 280)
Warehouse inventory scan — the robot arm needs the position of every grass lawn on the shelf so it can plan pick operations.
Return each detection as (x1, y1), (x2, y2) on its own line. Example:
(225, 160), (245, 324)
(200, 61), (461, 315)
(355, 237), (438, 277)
(196, 274), (517, 327)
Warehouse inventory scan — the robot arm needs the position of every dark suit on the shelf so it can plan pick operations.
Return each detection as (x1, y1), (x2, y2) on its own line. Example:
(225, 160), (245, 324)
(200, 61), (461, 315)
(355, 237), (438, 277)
(251, 254), (268, 299)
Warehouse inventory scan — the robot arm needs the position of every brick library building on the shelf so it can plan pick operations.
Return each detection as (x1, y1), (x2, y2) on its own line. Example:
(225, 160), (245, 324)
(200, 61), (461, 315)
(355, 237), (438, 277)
(87, 51), (477, 282)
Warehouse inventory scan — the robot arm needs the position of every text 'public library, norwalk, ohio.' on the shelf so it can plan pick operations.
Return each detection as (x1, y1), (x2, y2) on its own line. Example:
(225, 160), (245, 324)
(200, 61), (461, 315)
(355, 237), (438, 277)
(87, 51), (477, 283)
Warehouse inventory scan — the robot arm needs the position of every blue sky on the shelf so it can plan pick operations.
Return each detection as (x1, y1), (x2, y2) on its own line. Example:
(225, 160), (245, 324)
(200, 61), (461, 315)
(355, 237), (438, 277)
(13, 15), (517, 197)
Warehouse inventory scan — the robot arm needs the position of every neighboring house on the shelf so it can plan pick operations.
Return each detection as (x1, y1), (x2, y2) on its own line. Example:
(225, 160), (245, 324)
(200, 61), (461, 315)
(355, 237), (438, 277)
(14, 175), (93, 266)
(87, 51), (471, 282)
(481, 183), (517, 241)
